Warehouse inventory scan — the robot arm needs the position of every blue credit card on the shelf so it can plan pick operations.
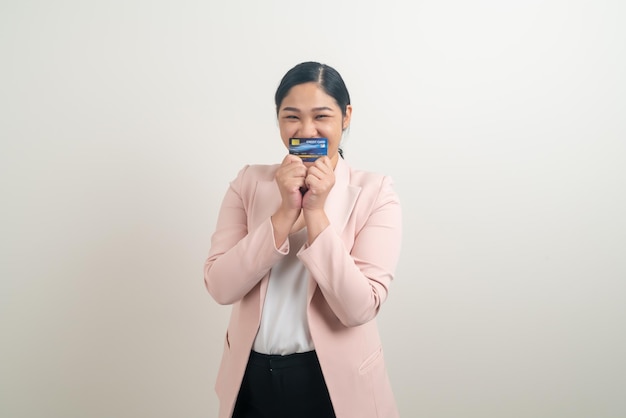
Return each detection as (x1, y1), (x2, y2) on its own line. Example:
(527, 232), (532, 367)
(289, 138), (328, 162)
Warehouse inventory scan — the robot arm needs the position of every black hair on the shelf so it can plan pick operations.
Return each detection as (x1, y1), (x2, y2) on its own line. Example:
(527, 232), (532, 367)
(275, 62), (351, 158)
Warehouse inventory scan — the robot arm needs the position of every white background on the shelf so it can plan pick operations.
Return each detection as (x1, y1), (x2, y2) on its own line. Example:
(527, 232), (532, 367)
(1, 0), (625, 417)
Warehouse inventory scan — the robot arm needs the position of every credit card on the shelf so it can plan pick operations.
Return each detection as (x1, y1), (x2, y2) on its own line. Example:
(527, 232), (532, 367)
(289, 138), (328, 162)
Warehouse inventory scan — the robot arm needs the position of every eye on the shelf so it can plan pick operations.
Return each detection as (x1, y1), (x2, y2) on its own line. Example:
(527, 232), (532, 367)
(283, 115), (299, 120)
(315, 114), (330, 119)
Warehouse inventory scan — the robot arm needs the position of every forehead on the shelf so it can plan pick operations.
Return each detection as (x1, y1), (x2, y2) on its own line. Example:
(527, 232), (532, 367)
(280, 82), (339, 110)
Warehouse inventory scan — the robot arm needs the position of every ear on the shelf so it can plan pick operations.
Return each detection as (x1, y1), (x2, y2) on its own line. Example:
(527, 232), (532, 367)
(342, 105), (353, 130)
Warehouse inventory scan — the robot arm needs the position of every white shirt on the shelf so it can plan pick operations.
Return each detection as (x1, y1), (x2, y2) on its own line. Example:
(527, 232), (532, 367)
(252, 228), (314, 355)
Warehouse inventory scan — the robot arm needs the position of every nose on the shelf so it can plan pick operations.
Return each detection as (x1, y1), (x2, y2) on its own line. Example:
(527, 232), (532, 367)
(298, 119), (317, 138)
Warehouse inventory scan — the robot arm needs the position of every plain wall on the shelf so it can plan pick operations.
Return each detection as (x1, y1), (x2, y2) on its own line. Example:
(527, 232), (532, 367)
(1, 0), (625, 417)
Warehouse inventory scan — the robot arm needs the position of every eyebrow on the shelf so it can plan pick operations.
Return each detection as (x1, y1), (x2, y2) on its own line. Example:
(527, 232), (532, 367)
(281, 106), (335, 113)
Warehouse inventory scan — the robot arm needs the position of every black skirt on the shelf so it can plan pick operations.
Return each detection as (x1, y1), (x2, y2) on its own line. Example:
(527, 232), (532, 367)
(232, 350), (336, 418)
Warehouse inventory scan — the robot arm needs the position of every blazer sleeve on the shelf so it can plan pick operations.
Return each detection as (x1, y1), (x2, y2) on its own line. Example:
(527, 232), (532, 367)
(204, 166), (288, 305)
(297, 175), (402, 327)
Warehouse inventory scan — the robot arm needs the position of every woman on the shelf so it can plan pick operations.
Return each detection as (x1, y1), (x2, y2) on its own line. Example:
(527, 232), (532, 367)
(204, 61), (402, 418)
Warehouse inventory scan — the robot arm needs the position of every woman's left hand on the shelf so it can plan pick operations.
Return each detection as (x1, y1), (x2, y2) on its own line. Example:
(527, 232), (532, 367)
(302, 156), (335, 212)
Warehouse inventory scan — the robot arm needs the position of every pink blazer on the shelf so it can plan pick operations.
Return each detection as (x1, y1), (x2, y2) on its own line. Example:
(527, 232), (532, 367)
(204, 158), (402, 418)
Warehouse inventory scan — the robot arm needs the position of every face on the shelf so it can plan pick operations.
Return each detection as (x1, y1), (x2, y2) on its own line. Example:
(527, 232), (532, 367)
(277, 82), (352, 168)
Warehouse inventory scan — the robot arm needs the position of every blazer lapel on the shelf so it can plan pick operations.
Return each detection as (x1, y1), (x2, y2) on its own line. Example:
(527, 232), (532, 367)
(252, 178), (282, 314)
(325, 158), (361, 235)
(251, 179), (282, 228)
(307, 158), (361, 299)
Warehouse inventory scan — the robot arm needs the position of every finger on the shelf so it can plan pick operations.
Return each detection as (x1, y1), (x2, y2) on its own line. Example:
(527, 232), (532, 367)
(316, 156), (333, 170)
(282, 154), (304, 165)
(305, 173), (324, 190)
(313, 157), (333, 174)
(287, 164), (307, 179)
(278, 161), (306, 178)
(307, 164), (328, 180)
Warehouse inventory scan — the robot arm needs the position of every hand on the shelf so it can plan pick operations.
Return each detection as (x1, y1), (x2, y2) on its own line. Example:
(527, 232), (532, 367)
(302, 156), (335, 212)
(271, 155), (306, 247)
(275, 154), (307, 213)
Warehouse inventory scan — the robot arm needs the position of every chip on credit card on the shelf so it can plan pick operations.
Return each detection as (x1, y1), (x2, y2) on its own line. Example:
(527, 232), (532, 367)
(289, 138), (328, 162)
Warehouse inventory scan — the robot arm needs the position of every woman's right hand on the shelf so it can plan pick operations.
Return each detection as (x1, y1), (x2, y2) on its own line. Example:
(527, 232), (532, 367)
(271, 155), (306, 247)
(275, 154), (307, 212)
